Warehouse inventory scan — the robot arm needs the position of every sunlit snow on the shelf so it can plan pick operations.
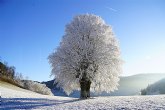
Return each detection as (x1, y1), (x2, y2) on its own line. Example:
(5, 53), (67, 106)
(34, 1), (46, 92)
(1, 84), (165, 110)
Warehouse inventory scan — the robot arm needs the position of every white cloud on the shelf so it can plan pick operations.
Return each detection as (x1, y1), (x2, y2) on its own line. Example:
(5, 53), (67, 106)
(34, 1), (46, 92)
(106, 6), (117, 12)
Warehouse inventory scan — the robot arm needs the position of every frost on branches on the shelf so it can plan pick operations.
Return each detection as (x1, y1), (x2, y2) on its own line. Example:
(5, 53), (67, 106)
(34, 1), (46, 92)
(48, 14), (122, 99)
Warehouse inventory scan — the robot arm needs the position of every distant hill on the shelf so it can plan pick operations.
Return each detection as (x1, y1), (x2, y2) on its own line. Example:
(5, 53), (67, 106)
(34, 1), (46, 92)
(107, 73), (165, 96)
(141, 78), (165, 95)
(42, 80), (68, 97)
(42, 80), (55, 89)
(42, 73), (165, 97)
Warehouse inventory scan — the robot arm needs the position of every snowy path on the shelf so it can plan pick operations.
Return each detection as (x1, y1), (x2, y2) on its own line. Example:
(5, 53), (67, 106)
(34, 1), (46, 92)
(1, 82), (165, 110)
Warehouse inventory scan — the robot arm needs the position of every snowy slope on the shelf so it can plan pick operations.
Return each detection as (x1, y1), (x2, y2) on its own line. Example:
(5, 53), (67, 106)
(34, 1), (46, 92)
(1, 81), (165, 110)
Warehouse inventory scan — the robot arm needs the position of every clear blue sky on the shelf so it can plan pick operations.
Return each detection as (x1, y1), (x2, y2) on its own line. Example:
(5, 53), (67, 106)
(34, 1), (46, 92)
(0, 0), (165, 81)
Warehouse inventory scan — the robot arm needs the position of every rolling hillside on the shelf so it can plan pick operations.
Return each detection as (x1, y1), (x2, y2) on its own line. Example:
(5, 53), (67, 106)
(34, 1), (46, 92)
(109, 73), (165, 96)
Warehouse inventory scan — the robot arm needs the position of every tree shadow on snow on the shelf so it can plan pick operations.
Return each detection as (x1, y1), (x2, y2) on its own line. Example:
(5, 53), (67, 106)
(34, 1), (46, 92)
(0, 98), (80, 110)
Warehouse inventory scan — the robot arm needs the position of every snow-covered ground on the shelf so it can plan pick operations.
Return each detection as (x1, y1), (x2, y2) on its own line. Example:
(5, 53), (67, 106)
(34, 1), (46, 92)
(1, 81), (165, 110)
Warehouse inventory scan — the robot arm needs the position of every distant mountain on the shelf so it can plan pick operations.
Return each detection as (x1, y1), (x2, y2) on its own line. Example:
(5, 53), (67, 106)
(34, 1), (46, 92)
(42, 80), (69, 97)
(42, 73), (165, 97)
(141, 78), (165, 95)
(42, 80), (55, 89)
(107, 73), (165, 96)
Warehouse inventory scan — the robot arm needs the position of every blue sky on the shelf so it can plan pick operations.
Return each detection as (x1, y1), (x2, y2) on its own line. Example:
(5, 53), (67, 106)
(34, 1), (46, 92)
(0, 0), (165, 81)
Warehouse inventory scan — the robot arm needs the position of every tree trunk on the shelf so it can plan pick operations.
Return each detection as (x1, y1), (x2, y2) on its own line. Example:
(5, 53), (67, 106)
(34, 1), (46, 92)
(80, 79), (91, 99)
(86, 80), (91, 98)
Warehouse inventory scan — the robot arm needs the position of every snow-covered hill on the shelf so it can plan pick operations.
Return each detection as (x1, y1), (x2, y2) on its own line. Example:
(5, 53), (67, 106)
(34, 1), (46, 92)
(1, 81), (165, 110)
(141, 78), (165, 95)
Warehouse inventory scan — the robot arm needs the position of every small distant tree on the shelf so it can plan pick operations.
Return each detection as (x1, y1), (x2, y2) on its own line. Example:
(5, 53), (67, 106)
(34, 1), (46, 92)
(14, 72), (24, 81)
(49, 14), (122, 99)
(0, 61), (15, 79)
(7, 66), (15, 79)
(141, 89), (147, 95)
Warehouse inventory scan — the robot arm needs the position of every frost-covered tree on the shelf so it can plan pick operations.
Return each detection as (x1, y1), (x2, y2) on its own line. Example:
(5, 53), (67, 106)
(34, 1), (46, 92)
(49, 14), (122, 99)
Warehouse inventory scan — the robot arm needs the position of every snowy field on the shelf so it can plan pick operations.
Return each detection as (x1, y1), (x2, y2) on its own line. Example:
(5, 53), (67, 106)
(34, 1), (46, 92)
(1, 82), (165, 110)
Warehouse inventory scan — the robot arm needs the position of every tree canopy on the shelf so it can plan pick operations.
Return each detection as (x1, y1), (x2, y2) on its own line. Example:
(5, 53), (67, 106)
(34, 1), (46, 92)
(49, 14), (122, 96)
